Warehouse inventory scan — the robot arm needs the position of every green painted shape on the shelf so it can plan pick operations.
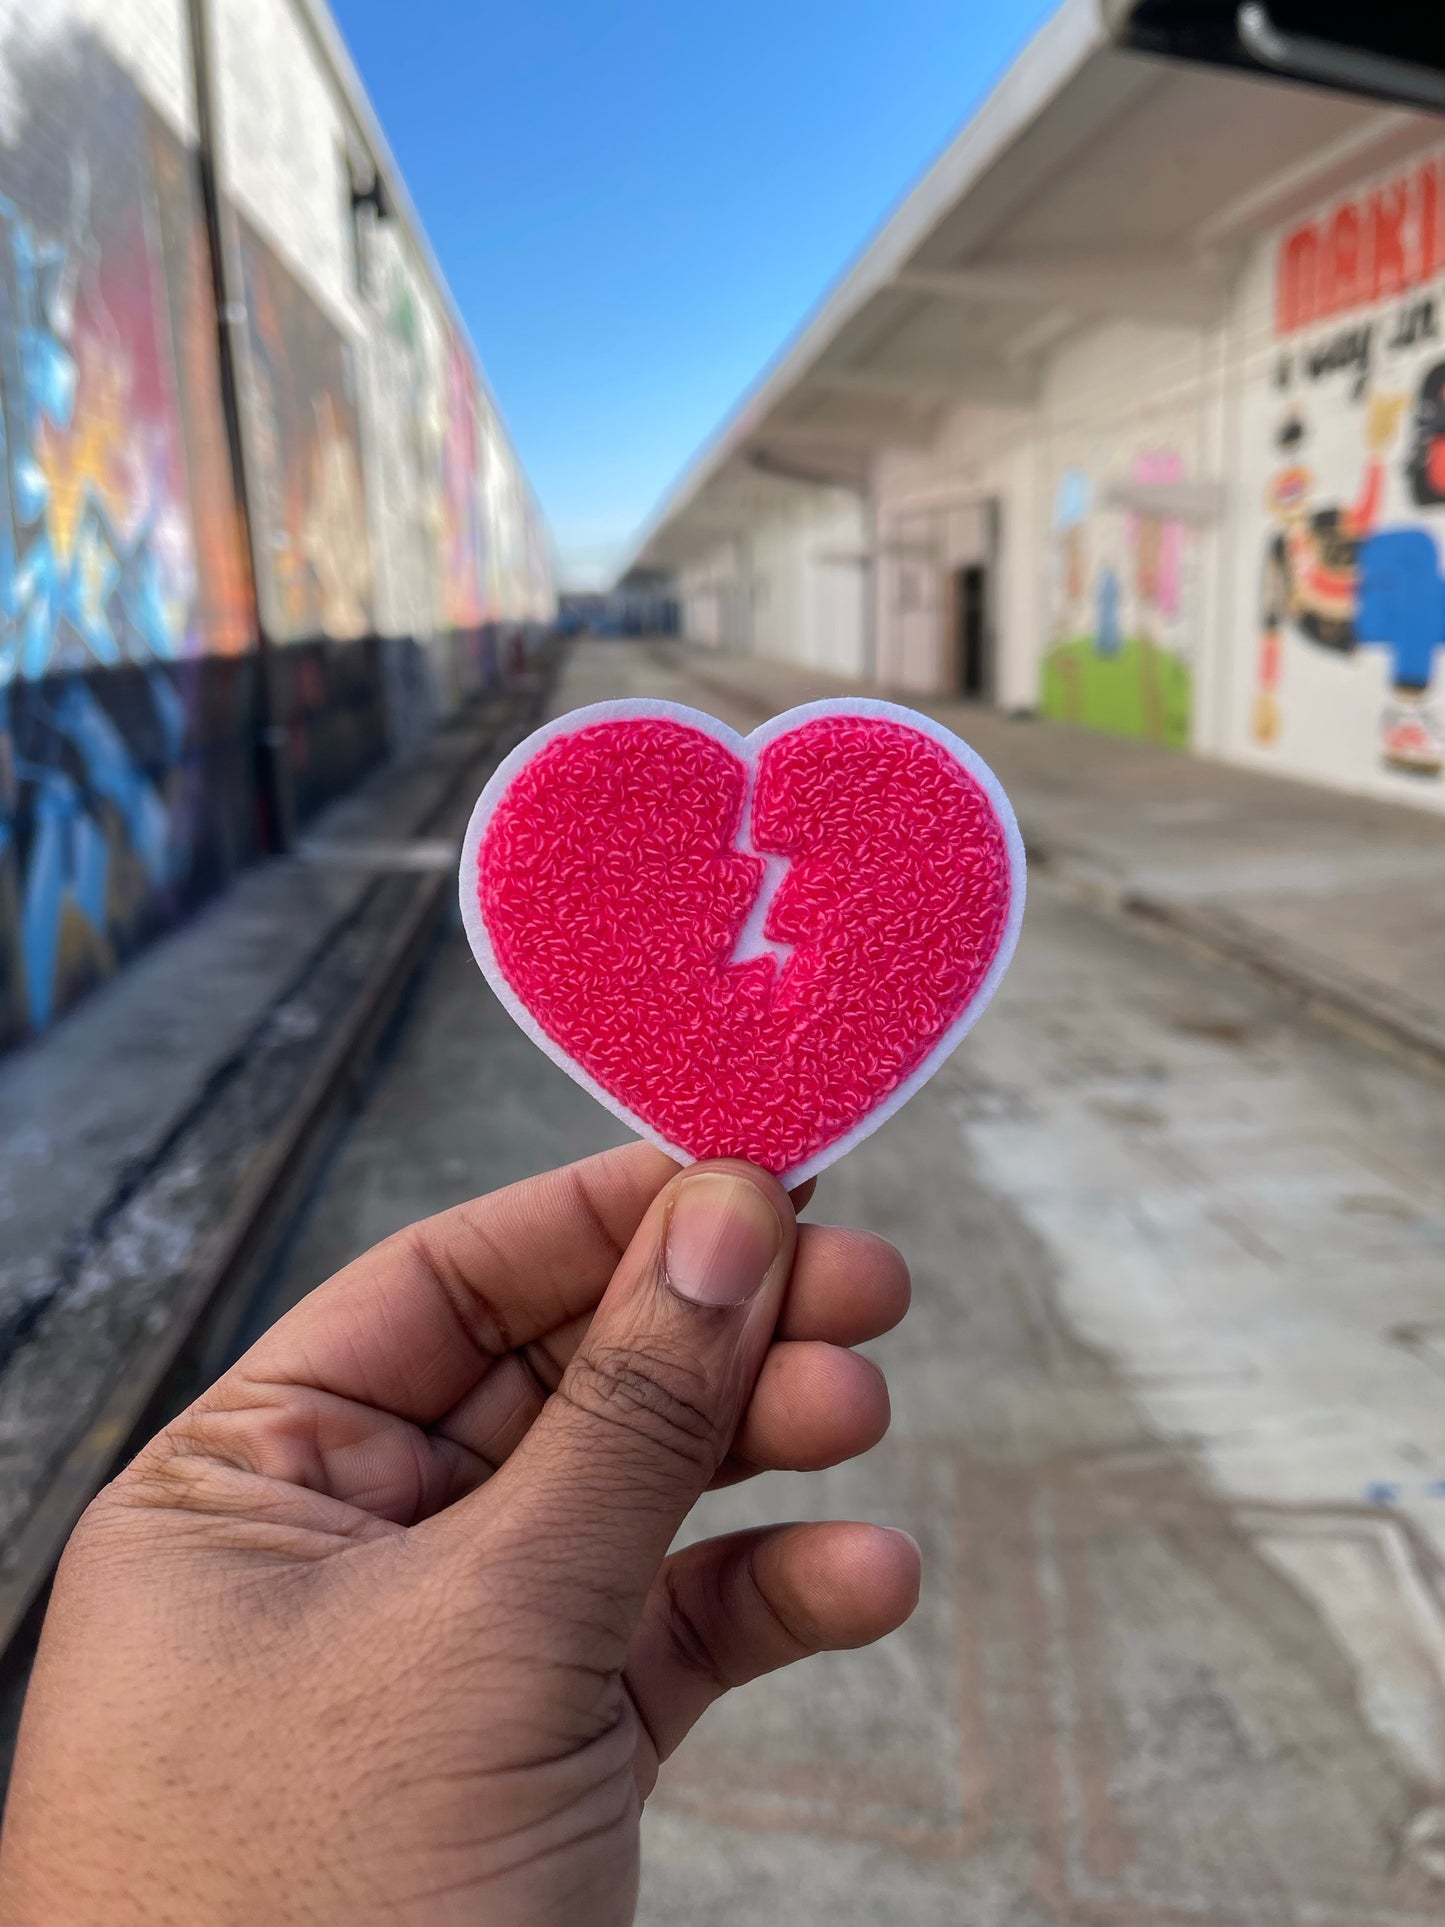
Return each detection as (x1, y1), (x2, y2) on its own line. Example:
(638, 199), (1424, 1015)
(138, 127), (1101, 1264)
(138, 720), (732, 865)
(1040, 635), (1192, 749)
(390, 284), (420, 351)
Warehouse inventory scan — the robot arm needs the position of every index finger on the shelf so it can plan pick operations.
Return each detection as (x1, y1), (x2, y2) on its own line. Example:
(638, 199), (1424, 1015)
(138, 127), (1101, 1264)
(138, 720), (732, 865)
(231, 1141), (680, 1424)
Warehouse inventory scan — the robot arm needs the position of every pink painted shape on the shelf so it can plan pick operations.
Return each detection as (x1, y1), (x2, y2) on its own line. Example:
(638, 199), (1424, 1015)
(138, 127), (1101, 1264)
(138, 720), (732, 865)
(1130, 449), (1186, 618)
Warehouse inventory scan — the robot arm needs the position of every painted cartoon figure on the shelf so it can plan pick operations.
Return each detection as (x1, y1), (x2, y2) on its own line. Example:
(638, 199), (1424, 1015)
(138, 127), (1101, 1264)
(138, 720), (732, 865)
(1043, 456), (1193, 748)
(1253, 392), (1443, 776)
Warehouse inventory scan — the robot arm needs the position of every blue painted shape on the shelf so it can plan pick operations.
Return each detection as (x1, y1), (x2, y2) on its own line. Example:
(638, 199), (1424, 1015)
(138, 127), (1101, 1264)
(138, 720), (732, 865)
(56, 684), (170, 884)
(1095, 564), (1121, 658)
(1356, 528), (1445, 689)
(72, 809), (109, 930)
(20, 774), (78, 1031)
(22, 329), (76, 431)
(1053, 465), (1092, 532)
(11, 449), (46, 526)
(148, 663), (187, 762)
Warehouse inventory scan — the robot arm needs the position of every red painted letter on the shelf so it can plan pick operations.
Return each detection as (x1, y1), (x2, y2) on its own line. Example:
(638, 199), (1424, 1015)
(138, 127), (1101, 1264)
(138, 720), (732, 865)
(1320, 202), (1361, 317)
(1276, 223), (1318, 335)
(1370, 180), (1410, 300)
(1420, 159), (1442, 283)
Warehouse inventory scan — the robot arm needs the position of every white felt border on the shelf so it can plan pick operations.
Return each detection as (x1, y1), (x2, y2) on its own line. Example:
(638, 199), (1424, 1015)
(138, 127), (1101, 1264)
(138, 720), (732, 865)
(459, 697), (1027, 1188)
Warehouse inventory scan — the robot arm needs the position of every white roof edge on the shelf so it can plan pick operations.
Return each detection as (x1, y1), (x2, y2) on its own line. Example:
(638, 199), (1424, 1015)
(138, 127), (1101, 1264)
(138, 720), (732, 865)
(289, 0), (549, 537)
(616, 0), (1108, 580)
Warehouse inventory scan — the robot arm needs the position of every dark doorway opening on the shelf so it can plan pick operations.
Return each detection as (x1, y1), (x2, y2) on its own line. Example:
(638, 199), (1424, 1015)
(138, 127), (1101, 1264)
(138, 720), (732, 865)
(953, 563), (992, 699)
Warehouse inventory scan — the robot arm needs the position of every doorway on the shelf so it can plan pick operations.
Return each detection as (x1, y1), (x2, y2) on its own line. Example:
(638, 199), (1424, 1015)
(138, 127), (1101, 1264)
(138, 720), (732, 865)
(952, 563), (992, 699)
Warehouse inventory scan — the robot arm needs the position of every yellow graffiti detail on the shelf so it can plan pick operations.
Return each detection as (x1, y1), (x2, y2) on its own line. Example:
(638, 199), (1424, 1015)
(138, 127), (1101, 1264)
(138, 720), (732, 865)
(35, 341), (140, 560)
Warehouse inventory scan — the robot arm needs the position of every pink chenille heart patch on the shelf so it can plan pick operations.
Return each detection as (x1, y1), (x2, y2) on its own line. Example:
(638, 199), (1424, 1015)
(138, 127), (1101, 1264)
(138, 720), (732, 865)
(459, 698), (1025, 1185)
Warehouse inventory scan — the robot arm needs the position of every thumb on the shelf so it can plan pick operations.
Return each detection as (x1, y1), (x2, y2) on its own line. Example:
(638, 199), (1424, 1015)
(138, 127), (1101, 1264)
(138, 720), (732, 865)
(458, 1160), (796, 1656)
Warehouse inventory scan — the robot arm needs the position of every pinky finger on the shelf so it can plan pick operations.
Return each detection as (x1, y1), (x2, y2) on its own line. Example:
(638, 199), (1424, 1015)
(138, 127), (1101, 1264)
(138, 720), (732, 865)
(624, 1520), (921, 1793)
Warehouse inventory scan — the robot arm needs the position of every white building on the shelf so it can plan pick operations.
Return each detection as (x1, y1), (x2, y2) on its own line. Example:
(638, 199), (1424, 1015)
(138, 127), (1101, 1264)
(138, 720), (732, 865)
(624, 0), (1445, 810)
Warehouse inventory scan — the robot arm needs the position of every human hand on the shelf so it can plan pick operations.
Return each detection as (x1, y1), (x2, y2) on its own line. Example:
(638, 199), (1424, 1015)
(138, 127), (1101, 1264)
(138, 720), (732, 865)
(0, 1146), (917, 1926)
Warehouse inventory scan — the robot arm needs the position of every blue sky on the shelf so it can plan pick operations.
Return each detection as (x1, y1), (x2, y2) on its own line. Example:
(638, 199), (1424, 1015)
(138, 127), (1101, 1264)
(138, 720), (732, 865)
(332, 0), (1060, 586)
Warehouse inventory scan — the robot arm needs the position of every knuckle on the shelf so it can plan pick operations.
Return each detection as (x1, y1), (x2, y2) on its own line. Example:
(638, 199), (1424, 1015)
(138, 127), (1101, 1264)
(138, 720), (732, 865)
(561, 1341), (720, 1475)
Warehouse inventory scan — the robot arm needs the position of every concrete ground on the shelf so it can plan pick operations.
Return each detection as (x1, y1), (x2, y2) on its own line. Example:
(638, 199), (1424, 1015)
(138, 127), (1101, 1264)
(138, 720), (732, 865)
(0, 694), (544, 1623)
(257, 640), (1445, 1924)
(0, 706), (511, 1340)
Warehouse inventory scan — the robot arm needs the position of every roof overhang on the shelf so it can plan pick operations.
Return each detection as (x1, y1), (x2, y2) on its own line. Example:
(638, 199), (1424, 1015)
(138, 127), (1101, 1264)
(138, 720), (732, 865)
(620, 0), (1441, 579)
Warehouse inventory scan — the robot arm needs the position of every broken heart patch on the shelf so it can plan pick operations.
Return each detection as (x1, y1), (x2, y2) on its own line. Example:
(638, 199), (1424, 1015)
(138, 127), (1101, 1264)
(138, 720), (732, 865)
(460, 698), (1025, 1185)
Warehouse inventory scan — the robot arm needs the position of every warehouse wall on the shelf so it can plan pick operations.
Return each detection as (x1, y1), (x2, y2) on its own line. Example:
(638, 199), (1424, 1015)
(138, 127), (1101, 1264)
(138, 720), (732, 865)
(863, 148), (1445, 817)
(358, 216), (449, 745)
(1223, 142), (1445, 808)
(0, 0), (553, 1054)
(1034, 320), (1212, 752)
(679, 541), (748, 650)
(872, 403), (1038, 704)
(678, 484), (867, 676)
(0, 0), (256, 1050)
(750, 487), (867, 678)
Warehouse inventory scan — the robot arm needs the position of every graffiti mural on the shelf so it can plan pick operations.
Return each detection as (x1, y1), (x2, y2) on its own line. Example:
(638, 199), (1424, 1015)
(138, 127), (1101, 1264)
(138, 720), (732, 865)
(1248, 150), (1445, 784)
(1040, 446), (1195, 748)
(0, 19), (552, 1057)
(366, 229), (444, 640)
(490, 437), (528, 622)
(440, 327), (486, 629)
(147, 114), (253, 657)
(238, 221), (373, 643)
(0, 31), (254, 1050)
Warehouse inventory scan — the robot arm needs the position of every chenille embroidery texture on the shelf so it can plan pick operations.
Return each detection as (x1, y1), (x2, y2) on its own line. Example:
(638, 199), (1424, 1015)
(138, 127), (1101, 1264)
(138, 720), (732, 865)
(477, 713), (1013, 1174)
